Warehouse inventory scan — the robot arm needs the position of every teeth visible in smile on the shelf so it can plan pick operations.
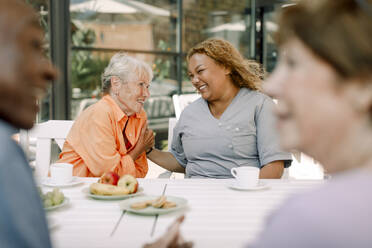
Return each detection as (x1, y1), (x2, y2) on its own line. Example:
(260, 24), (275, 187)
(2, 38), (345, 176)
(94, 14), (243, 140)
(198, 85), (207, 90)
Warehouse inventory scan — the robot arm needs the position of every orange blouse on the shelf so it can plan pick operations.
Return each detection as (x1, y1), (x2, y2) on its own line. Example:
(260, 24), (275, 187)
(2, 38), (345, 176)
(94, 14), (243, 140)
(58, 95), (148, 178)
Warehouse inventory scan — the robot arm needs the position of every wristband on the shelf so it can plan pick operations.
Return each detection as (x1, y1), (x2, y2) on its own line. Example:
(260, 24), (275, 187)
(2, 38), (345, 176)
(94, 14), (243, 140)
(146, 147), (153, 155)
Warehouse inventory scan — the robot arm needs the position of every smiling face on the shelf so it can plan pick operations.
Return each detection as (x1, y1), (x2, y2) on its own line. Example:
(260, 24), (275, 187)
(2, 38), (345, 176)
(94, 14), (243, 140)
(112, 73), (150, 116)
(188, 53), (233, 102)
(263, 38), (361, 160)
(0, 1), (57, 129)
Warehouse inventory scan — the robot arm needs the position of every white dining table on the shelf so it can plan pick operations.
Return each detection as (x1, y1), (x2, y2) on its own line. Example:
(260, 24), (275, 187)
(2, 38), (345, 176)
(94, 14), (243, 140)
(43, 178), (324, 248)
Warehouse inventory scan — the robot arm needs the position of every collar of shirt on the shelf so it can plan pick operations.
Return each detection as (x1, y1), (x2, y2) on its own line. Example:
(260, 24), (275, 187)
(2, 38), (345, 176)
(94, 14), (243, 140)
(0, 118), (18, 136)
(102, 95), (146, 123)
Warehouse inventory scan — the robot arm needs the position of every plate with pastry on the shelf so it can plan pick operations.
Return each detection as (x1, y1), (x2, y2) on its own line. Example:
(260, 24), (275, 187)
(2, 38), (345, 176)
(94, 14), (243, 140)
(119, 195), (188, 215)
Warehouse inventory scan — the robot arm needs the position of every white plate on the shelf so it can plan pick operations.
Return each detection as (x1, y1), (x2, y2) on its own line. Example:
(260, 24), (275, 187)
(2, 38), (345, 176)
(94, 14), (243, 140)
(83, 187), (144, 200)
(119, 195), (188, 216)
(44, 197), (70, 211)
(227, 181), (270, 191)
(42, 177), (83, 187)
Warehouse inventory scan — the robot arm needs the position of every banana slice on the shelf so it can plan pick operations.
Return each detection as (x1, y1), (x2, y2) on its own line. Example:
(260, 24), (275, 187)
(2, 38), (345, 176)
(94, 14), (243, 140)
(130, 200), (152, 210)
(90, 183), (130, 196)
(162, 201), (177, 209)
(128, 197), (177, 210)
(151, 196), (167, 208)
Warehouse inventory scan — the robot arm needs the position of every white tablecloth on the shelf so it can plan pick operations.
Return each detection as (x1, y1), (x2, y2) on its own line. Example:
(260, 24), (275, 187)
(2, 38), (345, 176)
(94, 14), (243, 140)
(43, 178), (324, 248)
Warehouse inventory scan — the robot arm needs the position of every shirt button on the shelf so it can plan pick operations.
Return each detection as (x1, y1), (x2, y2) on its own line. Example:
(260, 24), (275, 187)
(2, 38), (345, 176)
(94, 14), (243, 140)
(235, 127), (240, 132)
(226, 126), (230, 130)
(228, 144), (233, 149)
(218, 122), (222, 127)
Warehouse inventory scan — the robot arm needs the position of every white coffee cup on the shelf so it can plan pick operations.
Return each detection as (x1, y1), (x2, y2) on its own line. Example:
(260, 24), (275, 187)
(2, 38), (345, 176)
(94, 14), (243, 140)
(231, 166), (259, 188)
(50, 163), (73, 184)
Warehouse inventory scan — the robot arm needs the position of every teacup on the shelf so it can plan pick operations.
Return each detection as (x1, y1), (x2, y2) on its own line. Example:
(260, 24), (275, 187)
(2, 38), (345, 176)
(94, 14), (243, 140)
(50, 163), (73, 184)
(231, 167), (259, 188)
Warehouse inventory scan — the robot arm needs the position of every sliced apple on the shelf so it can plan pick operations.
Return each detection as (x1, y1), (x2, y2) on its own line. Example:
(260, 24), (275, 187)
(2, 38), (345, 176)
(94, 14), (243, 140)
(99, 171), (120, 186)
(118, 174), (139, 194)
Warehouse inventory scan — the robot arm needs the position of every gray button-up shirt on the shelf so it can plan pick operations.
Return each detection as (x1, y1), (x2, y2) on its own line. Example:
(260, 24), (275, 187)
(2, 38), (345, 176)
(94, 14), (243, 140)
(170, 88), (292, 178)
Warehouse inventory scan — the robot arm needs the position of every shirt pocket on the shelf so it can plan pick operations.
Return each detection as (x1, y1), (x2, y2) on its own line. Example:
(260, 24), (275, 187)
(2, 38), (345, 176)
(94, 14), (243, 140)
(231, 128), (257, 158)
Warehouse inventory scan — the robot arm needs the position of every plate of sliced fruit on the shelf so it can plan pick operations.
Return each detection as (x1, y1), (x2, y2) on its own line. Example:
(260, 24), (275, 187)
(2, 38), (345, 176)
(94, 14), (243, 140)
(119, 195), (188, 215)
(83, 173), (143, 200)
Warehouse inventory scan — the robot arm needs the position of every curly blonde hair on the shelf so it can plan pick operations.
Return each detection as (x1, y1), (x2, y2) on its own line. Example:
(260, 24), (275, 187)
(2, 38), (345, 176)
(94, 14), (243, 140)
(187, 38), (263, 91)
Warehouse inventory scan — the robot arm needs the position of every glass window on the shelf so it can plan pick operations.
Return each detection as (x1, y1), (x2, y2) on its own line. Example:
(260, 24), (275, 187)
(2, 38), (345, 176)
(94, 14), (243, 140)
(182, 0), (254, 92)
(262, 3), (291, 72)
(24, 0), (51, 122)
(70, 0), (177, 51)
(70, 0), (179, 147)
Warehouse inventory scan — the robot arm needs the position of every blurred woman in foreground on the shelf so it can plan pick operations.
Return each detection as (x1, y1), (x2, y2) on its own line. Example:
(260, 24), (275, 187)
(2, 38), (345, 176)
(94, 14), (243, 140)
(147, 0), (372, 247)
(249, 0), (372, 246)
(58, 53), (154, 177)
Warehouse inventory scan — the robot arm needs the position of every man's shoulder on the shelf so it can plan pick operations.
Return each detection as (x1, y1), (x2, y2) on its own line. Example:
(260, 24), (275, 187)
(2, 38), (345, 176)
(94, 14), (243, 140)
(0, 127), (23, 157)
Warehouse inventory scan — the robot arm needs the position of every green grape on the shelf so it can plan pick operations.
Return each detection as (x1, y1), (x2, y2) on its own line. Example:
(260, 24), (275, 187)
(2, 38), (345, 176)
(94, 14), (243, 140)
(58, 192), (65, 202)
(52, 188), (60, 196)
(52, 193), (64, 205)
(44, 198), (53, 208)
(46, 192), (53, 199)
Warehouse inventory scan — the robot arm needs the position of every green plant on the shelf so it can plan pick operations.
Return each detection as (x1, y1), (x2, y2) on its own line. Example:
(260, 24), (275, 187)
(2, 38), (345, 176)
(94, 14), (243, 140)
(70, 27), (110, 95)
(153, 40), (172, 80)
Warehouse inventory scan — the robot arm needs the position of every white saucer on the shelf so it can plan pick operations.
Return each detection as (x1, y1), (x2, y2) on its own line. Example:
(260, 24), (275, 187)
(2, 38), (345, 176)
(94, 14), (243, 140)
(42, 177), (83, 187)
(227, 181), (270, 191)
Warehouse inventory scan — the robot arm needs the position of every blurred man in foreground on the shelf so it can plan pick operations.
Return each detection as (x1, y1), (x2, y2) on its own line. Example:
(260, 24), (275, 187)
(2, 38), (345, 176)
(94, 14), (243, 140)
(0, 0), (57, 247)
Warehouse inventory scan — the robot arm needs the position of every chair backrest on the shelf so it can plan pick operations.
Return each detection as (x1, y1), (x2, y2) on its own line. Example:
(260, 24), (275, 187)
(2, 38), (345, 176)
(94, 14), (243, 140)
(167, 117), (177, 151)
(75, 98), (98, 119)
(172, 93), (200, 119)
(20, 120), (74, 179)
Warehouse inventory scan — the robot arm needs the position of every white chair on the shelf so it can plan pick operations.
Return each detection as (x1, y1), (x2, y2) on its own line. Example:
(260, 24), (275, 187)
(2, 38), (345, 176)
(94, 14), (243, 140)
(166, 117), (184, 179)
(172, 93), (200, 120)
(20, 120), (74, 179)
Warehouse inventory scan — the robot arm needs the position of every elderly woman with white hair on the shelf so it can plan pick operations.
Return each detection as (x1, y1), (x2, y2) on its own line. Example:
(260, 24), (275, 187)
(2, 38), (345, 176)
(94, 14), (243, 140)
(58, 53), (154, 178)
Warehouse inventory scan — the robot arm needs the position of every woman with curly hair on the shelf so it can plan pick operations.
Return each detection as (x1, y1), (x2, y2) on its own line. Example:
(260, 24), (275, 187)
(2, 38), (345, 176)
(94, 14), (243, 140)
(147, 38), (291, 179)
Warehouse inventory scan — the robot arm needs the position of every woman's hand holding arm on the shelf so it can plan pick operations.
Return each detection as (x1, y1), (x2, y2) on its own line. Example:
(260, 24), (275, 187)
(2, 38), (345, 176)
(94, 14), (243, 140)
(147, 149), (185, 173)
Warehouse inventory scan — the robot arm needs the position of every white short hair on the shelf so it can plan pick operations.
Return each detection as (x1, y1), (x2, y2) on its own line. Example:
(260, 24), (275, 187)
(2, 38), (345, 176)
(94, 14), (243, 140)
(101, 53), (153, 94)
